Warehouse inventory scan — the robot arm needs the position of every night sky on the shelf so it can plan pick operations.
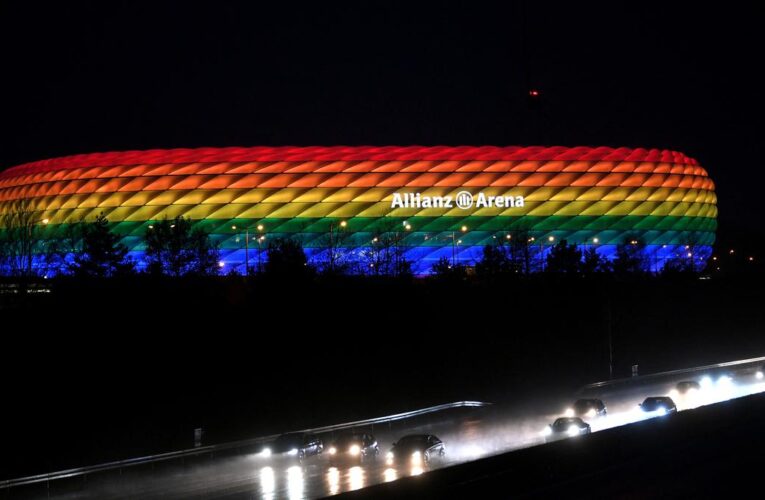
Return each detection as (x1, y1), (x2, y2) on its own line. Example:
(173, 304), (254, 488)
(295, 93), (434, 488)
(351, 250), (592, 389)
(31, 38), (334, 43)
(1, 2), (762, 246)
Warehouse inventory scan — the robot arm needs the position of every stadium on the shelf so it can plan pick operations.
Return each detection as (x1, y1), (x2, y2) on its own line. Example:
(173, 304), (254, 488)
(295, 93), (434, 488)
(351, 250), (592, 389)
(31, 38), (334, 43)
(0, 146), (717, 275)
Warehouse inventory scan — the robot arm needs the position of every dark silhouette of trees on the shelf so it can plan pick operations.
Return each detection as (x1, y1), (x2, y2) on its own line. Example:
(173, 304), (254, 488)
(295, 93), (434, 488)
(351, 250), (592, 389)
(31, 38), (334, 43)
(431, 256), (468, 281)
(263, 237), (314, 278)
(69, 213), (134, 277)
(545, 239), (582, 273)
(507, 230), (535, 275)
(612, 237), (650, 275)
(476, 244), (513, 277)
(365, 228), (412, 278)
(144, 216), (220, 276)
(0, 199), (61, 277)
(581, 247), (610, 274)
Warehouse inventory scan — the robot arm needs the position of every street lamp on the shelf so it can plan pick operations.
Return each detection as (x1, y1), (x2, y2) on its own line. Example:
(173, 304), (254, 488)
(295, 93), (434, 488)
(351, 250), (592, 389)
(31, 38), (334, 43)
(452, 225), (468, 267)
(232, 223), (266, 275)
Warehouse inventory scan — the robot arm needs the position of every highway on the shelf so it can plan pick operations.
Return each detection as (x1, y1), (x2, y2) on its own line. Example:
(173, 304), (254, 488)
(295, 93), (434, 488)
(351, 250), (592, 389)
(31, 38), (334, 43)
(3, 356), (764, 499)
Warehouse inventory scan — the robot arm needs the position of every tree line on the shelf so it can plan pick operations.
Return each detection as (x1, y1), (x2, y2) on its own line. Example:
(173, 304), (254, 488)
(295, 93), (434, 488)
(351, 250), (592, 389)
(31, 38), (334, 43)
(1, 207), (707, 279)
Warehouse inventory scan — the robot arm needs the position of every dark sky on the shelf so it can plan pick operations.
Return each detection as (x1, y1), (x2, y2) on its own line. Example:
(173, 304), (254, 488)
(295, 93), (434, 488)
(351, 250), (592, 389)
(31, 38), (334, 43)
(1, 1), (762, 244)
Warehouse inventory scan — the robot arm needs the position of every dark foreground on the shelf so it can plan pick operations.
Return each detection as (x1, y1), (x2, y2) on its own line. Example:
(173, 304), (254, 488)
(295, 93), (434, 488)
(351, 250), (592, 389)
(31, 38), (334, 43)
(1, 272), (763, 480)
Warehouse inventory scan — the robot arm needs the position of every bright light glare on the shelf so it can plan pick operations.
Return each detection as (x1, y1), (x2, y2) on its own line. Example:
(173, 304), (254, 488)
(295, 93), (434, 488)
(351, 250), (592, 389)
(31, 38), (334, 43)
(541, 426), (552, 437)
(700, 376), (713, 388)
(287, 466), (304, 500)
(349, 444), (361, 456)
(384, 468), (397, 482)
(656, 407), (667, 416)
(564, 408), (574, 417)
(410, 466), (424, 476)
(567, 426), (579, 437)
(586, 409), (596, 418)
(328, 446), (337, 455)
(287, 448), (298, 456)
(668, 389), (679, 399)
(757, 371), (764, 380)
(260, 467), (275, 500)
(327, 467), (340, 495)
(260, 447), (272, 458)
(411, 451), (422, 465)
(349, 466), (364, 491)
(386, 451), (394, 465)
(718, 375), (732, 384)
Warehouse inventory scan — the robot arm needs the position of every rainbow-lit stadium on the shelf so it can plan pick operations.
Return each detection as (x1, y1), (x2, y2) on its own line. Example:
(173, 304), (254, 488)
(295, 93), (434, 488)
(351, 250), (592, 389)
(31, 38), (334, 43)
(0, 146), (717, 274)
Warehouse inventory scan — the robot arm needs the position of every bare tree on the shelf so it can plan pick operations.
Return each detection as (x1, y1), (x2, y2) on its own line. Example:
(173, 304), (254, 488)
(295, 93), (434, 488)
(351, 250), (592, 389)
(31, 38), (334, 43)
(0, 199), (48, 277)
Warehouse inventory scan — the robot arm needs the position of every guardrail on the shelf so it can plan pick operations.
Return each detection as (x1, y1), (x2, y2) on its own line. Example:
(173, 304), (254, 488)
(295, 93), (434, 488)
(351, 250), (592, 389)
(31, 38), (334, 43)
(578, 355), (765, 393)
(0, 400), (490, 490)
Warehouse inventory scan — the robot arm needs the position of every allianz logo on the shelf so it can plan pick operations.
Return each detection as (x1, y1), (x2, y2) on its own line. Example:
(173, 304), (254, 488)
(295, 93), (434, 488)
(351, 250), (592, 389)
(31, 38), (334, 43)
(391, 191), (525, 210)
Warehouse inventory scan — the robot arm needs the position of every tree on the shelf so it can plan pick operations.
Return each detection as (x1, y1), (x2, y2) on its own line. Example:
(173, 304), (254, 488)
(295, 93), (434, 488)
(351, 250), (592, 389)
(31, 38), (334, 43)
(545, 239), (582, 273)
(0, 199), (51, 277)
(364, 227), (413, 278)
(263, 237), (314, 278)
(476, 244), (513, 277)
(507, 230), (535, 275)
(319, 220), (352, 275)
(144, 216), (220, 276)
(581, 247), (610, 274)
(612, 237), (650, 275)
(431, 256), (467, 281)
(69, 213), (134, 277)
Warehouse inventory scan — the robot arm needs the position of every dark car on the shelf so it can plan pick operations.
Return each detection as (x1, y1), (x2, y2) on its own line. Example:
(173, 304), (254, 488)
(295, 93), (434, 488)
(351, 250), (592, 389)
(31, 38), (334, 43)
(639, 396), (677, 415)
(566, 399), (607, 418)
(675, 381), (701, 394)
(543, 417), (591, 442)
(265, 432), (323, 460)
(386, 434), (445, 465)
(326, 433), (379, 463)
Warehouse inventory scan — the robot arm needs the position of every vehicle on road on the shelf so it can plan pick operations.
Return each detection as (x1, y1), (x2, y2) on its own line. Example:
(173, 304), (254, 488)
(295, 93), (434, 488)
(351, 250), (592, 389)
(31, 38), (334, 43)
(262, 432), (323, 460)
(386, 434), (445, 466)
(669, 381), (701, 400)
(542, 417), (591, 442)
(564, 399), (607, 419)
(326, 433), (379, 463)
(639, 396), (677, 415)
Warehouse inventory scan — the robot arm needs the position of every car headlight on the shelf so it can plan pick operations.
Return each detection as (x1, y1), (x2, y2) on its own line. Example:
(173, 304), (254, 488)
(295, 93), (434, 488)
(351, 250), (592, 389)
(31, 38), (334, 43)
(541, 426), (552, 437)
(586, 409), (596, 418)
(656, 407), (667, 416)
(328, 447), (337, 455)
(411, 451), (422, 465)
(567, 426), (579, 437)
(260, 447), (272, 458)
(349, 444), (360, 456)
(564, 408), (574, 417)
(687, 388), (698, 396)
(668, 389), (679, 399)
(717, 375), (733, 386)
(757, 371), (763, 380)
(700, 376), (712, 388)
(288, 448), (299, 456)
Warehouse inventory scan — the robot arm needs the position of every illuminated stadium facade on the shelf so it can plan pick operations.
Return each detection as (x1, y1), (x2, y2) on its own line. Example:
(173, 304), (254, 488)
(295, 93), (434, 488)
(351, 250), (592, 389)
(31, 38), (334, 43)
(0, 146), (717, 275)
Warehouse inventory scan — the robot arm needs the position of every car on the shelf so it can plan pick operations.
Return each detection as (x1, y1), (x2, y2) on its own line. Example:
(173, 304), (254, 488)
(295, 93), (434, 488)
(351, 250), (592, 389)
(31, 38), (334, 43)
(542, 417), (591, 442)
(326, 433), (379, 463)
(262, 432), (323, 460)
(564, 399), (607, 419)
(639, 396), (677, 415)
(386, 434), (445, 466)
(757, 364), (765, 380)
(669, 381), (701, 399)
